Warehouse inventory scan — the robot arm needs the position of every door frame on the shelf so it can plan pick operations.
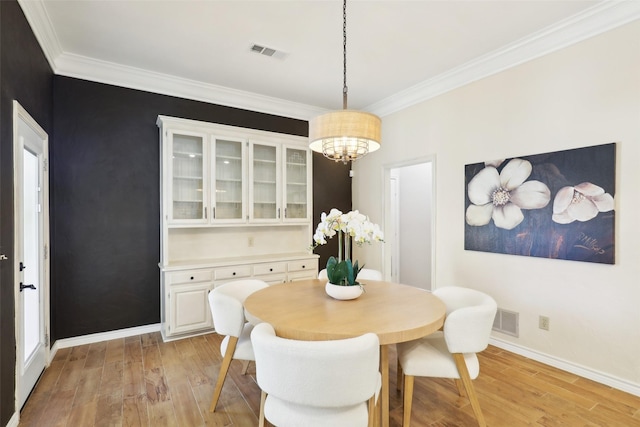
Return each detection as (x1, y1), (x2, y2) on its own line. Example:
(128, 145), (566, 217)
(13, 100), (51, 410)
(382, 155), (436, 291)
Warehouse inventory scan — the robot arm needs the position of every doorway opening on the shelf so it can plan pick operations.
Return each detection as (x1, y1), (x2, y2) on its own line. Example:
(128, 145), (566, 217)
(383, 157), (435, 290)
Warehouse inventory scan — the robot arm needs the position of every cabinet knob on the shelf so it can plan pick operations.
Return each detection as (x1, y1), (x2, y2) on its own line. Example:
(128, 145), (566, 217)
(302, 265), (306, 269)
(190, 276), (194, 280)
(232, 272), (236, 276)
(270, 268), (273, 272)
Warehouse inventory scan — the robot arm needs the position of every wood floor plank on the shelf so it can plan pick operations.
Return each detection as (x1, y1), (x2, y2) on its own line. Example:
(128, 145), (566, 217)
(140, 332), (160, 348)
(588, 402), (640, 427)
(67, 399), (99, 427)
(573, 376), (640, 413)
(173, 338), (213, 388)
(18, 390), (51, 427)
(94, 390), (124, 427)
(123, 360), (146, 399)
(169, 381), (205, 427)
(124, 339), (143, 364)
(104, 338), (125, 365)
(55, 359), (87, 391)
(18, 333), (640, 427)
(84, 341), (107, 369)
(142, 345), (170, 404)
(147, 400), (178, 426)
(30, 358), (65, 393)
(73, 366), (103, 406)
(35, 388), (75, 426)
(68, 343), (91, 362)
(122, 394), (150, 427)
(504, 367), (597, 409)
(191, 383), (233, 427)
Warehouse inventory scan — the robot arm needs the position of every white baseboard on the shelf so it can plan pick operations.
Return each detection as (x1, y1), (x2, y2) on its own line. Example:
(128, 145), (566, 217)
(49, 323), (161, 363)
(490, 337), (640, 398)
(6, 412), (19, 427)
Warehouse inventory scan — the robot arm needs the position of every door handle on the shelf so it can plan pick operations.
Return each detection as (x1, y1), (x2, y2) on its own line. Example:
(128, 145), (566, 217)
(20, 262), (26, 271)
(19, 283), (36, 292)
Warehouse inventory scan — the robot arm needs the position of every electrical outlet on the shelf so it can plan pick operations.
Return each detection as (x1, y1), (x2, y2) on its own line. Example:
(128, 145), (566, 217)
(539, 315), (550, 331)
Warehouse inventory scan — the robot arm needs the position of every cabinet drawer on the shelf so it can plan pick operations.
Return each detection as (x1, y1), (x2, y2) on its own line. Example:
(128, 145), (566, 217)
(214, 266), (252, 280)
(288, 260), (316, 273)
(253, 262), (286, 276)
(168, 270), (212, 285)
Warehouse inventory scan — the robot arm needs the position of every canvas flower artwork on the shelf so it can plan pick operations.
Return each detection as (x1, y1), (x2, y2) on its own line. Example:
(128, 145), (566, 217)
(464, 143), (615, 264)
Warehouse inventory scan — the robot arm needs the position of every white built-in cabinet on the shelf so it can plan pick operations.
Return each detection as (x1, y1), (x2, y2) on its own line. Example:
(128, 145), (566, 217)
(157, 116), (318, 341)
(160, 116), (312, 225)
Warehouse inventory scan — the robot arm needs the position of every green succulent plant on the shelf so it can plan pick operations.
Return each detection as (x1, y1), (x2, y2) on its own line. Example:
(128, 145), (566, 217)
(326, 256), (363, 286)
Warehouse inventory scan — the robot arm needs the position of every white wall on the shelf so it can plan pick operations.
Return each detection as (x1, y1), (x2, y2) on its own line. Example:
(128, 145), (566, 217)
(352, 21), (640, 392)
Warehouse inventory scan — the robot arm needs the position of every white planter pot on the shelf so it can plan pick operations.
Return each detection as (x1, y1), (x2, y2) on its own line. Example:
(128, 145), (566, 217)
(325, 282), (363, 300)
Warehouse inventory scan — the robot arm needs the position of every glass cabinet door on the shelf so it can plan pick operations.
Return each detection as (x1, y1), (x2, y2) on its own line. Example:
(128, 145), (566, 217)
(283, 147), (309, 221)
(212, 137), (245, 222)
(171, 132), (207, 222)
(251, 143), (279, 221)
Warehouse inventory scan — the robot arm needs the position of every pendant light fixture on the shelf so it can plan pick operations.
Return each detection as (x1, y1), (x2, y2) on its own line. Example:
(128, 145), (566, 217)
(308, 0), (381, 164)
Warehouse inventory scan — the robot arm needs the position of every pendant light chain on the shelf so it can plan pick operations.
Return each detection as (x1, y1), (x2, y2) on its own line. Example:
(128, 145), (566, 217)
(343, 0), (348, 110)
(307, 0), (381, 164)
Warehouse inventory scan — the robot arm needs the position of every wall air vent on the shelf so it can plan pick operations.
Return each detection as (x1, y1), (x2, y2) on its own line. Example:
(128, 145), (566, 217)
(493, 308), (519, 337)
(250, 44), (287, 60)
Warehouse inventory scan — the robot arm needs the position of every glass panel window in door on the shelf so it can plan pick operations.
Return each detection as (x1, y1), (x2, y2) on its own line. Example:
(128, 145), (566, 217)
(172, 134), (204, 220)
(214, 139), (243, 220)
(285, 148), (307, 220)
(253, 144), (278, 219)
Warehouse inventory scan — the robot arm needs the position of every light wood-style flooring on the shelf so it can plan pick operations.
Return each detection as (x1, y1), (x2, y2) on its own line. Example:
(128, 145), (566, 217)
(19, 331), (640, 426)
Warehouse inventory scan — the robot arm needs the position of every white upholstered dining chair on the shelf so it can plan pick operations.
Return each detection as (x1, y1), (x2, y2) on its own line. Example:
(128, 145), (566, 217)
(251, 322), (381, 427)
(396, 286), (497, 427)
(207, 279), (269, 412)
(357, 268), (383, 280)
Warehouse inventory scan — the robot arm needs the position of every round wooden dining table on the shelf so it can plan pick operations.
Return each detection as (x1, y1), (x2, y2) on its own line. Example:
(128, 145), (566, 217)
(244, 278), (446, 427)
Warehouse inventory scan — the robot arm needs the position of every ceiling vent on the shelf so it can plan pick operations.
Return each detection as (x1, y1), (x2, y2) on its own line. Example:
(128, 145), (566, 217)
(250, 44), (287, 60)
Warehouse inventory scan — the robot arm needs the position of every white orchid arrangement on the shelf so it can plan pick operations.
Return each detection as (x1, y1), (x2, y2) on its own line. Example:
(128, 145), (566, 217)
(312, 209), (384, 286)
(313, 208), (384, 260)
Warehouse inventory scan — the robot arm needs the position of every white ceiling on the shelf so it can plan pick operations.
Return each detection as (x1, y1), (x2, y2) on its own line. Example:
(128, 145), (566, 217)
(18, 1), (640, 119)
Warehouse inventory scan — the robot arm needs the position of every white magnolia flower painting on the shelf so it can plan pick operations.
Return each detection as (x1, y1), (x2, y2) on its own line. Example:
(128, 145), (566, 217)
(464, 143), (615, 264)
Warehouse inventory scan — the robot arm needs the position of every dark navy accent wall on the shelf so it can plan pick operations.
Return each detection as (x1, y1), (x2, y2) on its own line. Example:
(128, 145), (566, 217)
(51, 77), (351, 342)
(0, 1), (53, 423)
(51, 76), (317, 341)
(311, 155), (352, 270)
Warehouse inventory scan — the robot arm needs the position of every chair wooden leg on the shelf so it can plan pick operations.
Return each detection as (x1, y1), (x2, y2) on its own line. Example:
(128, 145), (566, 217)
(374, 396), (380, 427)
(240, 359), (250, 375)
(259, 390), (267, 427)
(453, 353), (486, 427)
(367, 395), (376, 427)
(396, 359), (403, 393)
(209, 336), (238, 412)
(402, 375), (414, 427)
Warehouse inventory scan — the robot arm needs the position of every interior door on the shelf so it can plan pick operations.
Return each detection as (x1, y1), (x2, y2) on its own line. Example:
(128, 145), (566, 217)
(14, 101), (49, 409)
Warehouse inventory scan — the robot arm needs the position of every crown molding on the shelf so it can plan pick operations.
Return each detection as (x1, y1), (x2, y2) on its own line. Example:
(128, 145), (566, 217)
(19, 0), (640, 120)
(367, 0), (640, 117)
(54, 53), (326, 120)
(17, 0), (62, 70)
